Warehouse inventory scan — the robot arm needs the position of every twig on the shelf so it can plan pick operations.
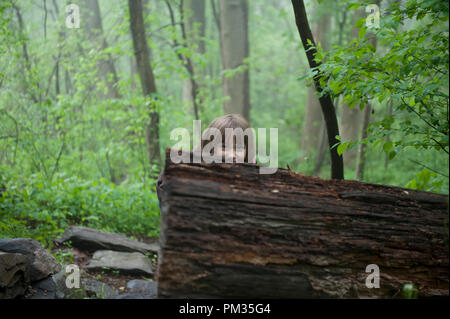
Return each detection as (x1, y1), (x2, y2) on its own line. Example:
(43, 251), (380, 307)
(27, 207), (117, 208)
(408, 159), (449, 178)
(2, 110), (19, 166)
(50, 134), (66, 181)
(400, 97), (443, 135)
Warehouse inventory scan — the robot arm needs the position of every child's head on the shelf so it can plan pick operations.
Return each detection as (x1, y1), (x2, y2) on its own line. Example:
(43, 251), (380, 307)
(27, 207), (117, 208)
(202, 114), (255, 163)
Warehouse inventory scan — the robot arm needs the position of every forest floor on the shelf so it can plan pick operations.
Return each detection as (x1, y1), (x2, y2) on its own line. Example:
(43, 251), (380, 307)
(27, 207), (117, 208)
(50, 234), (159, 297)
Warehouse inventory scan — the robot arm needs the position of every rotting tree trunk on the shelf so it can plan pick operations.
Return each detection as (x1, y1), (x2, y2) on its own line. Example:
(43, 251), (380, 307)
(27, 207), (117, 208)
(291, 0), (343, 179)
(156, 149), (449, 298)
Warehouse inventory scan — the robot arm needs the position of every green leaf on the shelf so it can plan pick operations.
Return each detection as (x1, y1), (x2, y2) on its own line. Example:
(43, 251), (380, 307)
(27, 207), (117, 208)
(337, 143), (348, 156)
(348, 3), (362, 10)
(356, 18), (366, 28)
(388, 150), (396, 160)
(383, 141), (393, 153)
(359, 27), (367, 39)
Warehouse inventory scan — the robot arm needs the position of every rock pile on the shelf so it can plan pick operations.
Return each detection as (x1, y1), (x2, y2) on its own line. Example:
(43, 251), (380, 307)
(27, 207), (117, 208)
(0, 226), (159, 299)
(0, 238), (61, 299)
(57, 226), (158, 277)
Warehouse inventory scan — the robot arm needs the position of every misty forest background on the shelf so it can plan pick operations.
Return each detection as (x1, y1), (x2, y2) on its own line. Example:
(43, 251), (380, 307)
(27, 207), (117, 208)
(0, 0), (448, 247)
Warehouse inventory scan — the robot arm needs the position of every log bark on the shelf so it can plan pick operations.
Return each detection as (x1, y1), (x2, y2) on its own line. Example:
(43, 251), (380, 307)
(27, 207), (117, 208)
(156, 149), (449, 298)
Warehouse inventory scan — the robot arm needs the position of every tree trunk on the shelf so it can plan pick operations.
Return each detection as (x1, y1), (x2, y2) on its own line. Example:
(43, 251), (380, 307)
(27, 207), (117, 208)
(182, 0), (206, 119)
(355, 5), (379, 180)
(219, 0), (250, 122)
(55, 59), (60, 95)
(312, 4), (347, 176)
(11, 3), (38, 104)
(339, 9), (366, 168)
(129, 0), (160, 166)
(130, 55), (137, 90)
(64, 69), (72, 94)
(355, 103), (371, 180)
(184, 0), (206, 54)
(339, 106), (361, 167)
(156, 149), (449, 298)
(300, 2), (329, 159)
(81, 0), (121, 99)
(312, 110), (329, 176)
(384, 99), (394, 169)
(291, 0), (344, 179)
(302, 86), (325, 154)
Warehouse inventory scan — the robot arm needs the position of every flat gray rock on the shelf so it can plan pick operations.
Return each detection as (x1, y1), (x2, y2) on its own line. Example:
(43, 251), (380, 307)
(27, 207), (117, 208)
(81, 278), (118, 298)
(56, 226), (159, 254)
(52, 267), (86, 299)
(0, 238), (61, 281)
(52, 268), (70, 299)
(52, 267), (117, 299)
(126, 279), (157, 298)
(86, 250), (154, 276)
(0, 251), (29, 299)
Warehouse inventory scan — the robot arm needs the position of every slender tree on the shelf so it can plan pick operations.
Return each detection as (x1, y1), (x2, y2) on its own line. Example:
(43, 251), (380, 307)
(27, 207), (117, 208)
(355, 1), (380, 180)
(182, 0), (206, 118)
(11, 2), (38, 103)
(339, 9), (366, 167)
(300, 1), (330, 163)
(128, 0), (160, 166)
(81, 0), (121, 99)
(313, 6), (348, 176)
(219, 0), (250, 121)
(291, 0), (344, 179)
(163, 0), (201, 120)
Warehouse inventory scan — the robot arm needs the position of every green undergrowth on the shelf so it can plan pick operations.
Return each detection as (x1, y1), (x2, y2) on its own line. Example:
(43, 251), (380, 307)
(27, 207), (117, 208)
(0, 168), (160, 248)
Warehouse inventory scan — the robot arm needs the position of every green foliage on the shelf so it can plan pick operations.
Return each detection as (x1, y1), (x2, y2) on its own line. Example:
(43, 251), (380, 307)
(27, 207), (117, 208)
(402, 283), (418, 299)
(307, 0), (449, 191)
(53, 249), (74, 265)
(405, 168), (444, 193)
(0, 166), (160, 247)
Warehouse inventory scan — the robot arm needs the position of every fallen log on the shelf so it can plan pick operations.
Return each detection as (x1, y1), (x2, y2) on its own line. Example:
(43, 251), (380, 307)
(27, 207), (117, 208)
(156, 149), (449, 298)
